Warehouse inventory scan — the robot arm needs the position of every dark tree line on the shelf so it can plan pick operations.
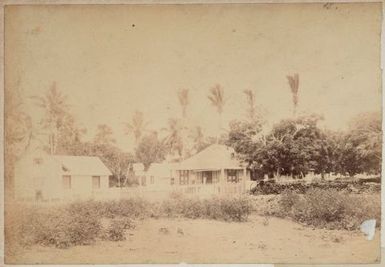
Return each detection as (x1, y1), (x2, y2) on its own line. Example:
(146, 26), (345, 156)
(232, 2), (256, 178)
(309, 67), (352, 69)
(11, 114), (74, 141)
(226, 112), (381, 179)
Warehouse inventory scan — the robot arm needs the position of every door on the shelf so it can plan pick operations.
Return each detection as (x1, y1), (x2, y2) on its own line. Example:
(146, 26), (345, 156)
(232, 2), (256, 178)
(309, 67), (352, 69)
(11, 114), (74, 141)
(92, 176), (101, 189)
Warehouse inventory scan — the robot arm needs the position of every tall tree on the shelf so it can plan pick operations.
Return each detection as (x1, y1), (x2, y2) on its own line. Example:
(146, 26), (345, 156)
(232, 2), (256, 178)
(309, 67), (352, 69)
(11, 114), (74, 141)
(178, 88), (189, 119)
(30, 82), (70, 154)
(286, 74), (299, 117)
(125, 110), (147, 147)
(177, 88), (189, 159)
(5, 87), (33, 198)
(244, 89), (257, 122)
(189, 126), (209, 154)
(135, 131), (166, 171)
(94, 124), (116, 146)
(208, 84), (225, 143)
(162, 118), (183, 160)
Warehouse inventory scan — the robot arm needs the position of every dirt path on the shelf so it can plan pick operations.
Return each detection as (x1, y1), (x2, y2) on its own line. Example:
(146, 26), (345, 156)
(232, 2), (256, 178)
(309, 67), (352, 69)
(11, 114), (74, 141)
(6, 215), (380, 264)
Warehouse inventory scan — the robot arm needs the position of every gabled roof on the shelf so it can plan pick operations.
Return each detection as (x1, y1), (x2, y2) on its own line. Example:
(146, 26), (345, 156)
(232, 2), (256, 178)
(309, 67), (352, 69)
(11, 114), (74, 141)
(176, 144), (244, 171)
(52, 156), (112, 176)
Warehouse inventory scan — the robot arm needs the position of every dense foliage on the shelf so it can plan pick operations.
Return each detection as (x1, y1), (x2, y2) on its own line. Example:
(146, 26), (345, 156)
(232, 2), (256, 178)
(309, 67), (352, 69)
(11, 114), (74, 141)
(227, 112), (381, 178)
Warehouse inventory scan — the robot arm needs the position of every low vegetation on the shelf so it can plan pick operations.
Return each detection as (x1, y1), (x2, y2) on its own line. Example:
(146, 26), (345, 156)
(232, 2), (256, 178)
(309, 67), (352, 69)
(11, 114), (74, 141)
(251, 178), (381, 195)
(6, 196), (251, 250)
(253, 188), (381, 230)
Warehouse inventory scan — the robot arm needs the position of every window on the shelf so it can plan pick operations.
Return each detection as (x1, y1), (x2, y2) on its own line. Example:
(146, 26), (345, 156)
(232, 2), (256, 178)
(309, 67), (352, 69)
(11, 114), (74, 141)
(179, 170), (189, 185)
(141, 176), (146, 186)
(92, 176), (101, 189)
(150, 176), (155, 184)
(62, 175), (71, 189)
(170, 178), (175, 185)
(227, 170), (239, 183)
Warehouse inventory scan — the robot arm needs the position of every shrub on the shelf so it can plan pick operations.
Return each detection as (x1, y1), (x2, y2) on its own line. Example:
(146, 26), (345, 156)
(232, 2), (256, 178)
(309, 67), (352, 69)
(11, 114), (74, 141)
(100, 219), (127, 241)
(278, 188), (381, 230)
(16, 205), (101, 249)
(251, 179), (380, 196)
(160, 196), (251, 222)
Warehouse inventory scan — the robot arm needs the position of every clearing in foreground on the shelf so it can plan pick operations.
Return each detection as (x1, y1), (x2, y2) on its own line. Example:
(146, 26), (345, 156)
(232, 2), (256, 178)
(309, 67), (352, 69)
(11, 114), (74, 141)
(7, 215), (380, 264)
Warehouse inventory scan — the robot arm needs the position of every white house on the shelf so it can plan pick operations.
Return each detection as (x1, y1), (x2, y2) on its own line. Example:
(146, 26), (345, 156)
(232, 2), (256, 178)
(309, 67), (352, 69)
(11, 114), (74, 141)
(14, 153), (112, 202)
(135, 144), (252, 198)
(174, 144), (251, 196)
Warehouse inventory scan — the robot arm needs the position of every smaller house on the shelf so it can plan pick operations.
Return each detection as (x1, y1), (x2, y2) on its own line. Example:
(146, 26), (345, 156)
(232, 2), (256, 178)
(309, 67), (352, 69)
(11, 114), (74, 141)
(145, 163), (178, 189)
(14, 153), (112, 202)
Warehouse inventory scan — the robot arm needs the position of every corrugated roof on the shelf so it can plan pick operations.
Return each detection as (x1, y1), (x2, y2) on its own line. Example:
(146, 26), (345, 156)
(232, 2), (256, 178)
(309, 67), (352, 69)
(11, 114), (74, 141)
(176, 144), (244, 171)
(52, 156), (112, 176)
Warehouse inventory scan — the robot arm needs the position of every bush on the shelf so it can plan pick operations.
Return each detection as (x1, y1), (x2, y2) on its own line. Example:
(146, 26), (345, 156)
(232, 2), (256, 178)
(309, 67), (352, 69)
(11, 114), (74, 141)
(9, 195), (252, 250)
(251, 179), (380, 196)
(100, 219), (127, 241)
(161, 196), (252, 222)
(277, 188), (381, 230)
(16, 205), (101, 249)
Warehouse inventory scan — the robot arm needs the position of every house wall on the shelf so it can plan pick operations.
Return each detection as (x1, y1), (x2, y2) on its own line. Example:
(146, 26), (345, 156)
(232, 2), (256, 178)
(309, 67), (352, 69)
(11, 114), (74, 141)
(64, 175), (109, 200)
(14, 156), (62, 201)
(14, 155), (110, 202)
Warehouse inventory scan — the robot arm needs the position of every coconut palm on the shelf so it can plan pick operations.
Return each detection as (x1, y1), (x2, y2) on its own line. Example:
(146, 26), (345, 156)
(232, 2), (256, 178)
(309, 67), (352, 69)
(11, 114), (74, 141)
(286, 74), (300, 117)
(208, 84), (225, 143)
(162, 118), (183, 160)
(30, 82), (69, 154)
(178, 88), (189, 119)
(244, 89), (257, 122)
(125, 110), (147, 147)
(189, 126), (207, 153)
(177, 88), (189, 159)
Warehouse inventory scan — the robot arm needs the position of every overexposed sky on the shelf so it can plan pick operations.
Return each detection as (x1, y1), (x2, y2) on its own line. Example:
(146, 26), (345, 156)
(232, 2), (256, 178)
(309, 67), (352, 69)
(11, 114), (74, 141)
(5, 3), (382, 152)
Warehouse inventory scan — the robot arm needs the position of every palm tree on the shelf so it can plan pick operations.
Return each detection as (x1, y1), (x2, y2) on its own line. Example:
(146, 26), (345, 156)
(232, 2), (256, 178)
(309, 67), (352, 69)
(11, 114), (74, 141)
(178, 89), (189, 119)
(189, 126), (207, 153)
(244, 89), (256, 122)
(30, 82), (69, 154)
(162, 118), (183, 160)
(208, 84), (225, 143)
(177, 88), (189, 159)
(286, 74), (299, 117)
(125, 110), (147, 147)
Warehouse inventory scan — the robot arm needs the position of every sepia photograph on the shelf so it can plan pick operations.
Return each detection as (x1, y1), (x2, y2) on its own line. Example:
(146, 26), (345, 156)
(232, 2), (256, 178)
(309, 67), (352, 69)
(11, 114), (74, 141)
(3, 2), (383, 264)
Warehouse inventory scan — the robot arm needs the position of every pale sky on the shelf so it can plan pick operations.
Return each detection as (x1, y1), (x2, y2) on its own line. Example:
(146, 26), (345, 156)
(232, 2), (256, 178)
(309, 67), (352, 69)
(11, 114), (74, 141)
(5, 3), (382, 152)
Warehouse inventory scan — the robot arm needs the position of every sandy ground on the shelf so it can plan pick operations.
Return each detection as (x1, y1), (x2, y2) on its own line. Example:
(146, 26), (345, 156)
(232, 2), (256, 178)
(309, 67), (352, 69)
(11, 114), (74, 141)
(6, 215), (380, 264)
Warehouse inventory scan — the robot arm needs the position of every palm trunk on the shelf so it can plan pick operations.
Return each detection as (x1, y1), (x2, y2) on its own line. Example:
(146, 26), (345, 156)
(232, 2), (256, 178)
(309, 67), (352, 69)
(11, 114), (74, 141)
(217, 112), (222, 144)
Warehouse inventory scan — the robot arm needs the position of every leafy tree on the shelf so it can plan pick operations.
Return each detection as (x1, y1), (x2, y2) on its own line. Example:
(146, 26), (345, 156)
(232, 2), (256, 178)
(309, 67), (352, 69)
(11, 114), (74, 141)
(135, 131), (166, 171)
(227, 113), (329, 179)
(349, 111), (381, 174)
(69, 142), (134, 187)
(94, 124), (116, 146)
(30, 82), (71, 154)
(332, 112), (382, 176)
(5, 87), (33, 198)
